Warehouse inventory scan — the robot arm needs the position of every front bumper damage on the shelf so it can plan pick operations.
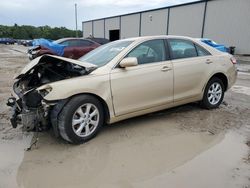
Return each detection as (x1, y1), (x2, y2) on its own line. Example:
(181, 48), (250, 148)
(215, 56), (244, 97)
(7, 92), (55, 150)
(6, 54), (96, 136)
(7, 94), (51, 132)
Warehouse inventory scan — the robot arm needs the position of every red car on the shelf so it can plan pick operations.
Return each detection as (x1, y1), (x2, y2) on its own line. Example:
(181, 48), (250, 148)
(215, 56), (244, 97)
(28, 38), (100, 60)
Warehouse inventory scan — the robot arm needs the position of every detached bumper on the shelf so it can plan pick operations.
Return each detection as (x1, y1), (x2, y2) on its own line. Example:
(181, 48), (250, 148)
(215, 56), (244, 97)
(7, 95), (51, 131)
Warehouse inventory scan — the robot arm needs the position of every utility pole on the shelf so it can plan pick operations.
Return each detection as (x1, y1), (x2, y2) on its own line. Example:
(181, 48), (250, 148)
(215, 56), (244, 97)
(75, 3), (78, 37)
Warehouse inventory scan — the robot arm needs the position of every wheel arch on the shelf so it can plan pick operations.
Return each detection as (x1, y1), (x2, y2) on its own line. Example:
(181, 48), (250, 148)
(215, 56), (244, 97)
(64, 93), (111, 123)
(50, 92), (111, 139)
(205, 72), (228, 91)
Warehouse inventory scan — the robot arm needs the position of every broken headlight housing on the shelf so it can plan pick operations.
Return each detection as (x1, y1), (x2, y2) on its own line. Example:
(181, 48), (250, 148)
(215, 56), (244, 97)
(37, 85), (52, 97)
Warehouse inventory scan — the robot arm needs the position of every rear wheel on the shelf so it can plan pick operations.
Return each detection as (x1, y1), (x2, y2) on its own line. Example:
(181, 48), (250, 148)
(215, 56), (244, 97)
(201, 77), (225, 109)
(58, 95), (104, 144)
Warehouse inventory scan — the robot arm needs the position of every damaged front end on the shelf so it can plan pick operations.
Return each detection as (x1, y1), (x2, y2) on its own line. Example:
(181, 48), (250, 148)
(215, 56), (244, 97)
(7, 55), (96, 133)
(7, 86), (50, 131)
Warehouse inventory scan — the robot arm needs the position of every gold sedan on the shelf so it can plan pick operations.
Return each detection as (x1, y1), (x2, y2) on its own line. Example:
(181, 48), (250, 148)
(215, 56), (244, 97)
(8, 36), (237, 144)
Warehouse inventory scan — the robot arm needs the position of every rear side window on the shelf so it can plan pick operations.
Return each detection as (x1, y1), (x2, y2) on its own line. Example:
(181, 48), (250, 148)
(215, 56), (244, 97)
(195, 44), (211, 56)
(168, 39), (197, 59)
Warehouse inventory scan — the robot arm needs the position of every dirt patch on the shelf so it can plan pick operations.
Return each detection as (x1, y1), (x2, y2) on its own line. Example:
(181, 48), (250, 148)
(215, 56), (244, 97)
(16, 131), (224, 188)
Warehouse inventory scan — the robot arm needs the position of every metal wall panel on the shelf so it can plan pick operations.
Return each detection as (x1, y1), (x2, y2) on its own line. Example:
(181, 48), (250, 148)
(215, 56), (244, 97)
(121, 14), (140, 38)
(204, 0), (250, 54)
(105, 17), (120, 39)
(93, 20), (104, 38)
(83, 22), (92, 38)
(168, 2), (205, 37)
(82, 0), (250, 54)
(141, 9), (168, 36)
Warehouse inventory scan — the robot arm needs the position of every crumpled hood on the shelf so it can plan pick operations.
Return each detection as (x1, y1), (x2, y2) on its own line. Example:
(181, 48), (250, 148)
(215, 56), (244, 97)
(16, 55), (97, 79)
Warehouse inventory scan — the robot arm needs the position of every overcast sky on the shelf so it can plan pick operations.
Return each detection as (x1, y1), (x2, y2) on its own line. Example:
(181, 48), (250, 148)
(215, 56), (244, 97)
(0, 0), (198, 30)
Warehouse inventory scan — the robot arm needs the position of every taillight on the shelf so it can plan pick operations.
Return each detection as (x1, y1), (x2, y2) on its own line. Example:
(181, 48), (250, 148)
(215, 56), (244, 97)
(230, 57), (237, 64)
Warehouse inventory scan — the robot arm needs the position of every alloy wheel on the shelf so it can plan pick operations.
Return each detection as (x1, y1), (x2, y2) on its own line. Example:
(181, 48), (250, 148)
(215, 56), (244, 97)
(207, 82), (222, 105)
(72, 103), (100, 137)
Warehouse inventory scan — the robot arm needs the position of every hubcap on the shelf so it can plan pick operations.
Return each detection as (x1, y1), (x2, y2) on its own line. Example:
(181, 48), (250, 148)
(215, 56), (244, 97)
(72, 103), (99, 137)
(207, 82), (222, 105)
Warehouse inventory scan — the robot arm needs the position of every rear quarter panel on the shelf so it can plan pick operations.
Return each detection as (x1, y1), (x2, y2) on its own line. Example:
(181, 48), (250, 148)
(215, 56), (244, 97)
(195, 39), (237, 91)
(212, 54), (237, 90)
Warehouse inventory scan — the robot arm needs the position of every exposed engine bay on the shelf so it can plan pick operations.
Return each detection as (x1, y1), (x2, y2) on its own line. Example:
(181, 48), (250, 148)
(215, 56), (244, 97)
(7, 55), (95, 133)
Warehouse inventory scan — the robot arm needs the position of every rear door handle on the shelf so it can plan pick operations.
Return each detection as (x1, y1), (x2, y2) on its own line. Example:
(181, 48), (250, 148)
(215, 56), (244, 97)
(205, 59), (213, 64)
(161, 66), (172, 72)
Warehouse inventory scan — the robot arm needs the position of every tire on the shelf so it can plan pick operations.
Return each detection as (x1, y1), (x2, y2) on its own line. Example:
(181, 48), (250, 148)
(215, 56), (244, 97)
(58, 95), (104, 144)
(201, 77), (225, 109)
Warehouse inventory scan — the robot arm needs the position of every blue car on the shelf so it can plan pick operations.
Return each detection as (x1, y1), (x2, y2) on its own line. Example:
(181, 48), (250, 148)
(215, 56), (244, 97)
(0, 38), (15, 44)
(200, 38), (229, 53)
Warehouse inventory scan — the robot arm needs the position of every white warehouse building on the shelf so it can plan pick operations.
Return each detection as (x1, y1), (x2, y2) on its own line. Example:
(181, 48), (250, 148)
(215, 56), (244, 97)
(82, 0), (250, 54)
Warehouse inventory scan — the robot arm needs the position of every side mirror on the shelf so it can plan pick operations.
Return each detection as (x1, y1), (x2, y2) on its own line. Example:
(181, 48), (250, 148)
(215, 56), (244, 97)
(119, 57), (138, 68)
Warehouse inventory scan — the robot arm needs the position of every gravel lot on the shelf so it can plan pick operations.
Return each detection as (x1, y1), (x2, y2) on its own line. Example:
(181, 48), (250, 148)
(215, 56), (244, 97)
(0, 44), (249, 188)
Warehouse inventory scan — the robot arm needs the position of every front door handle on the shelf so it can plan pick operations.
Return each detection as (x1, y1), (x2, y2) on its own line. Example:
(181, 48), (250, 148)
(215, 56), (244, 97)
(161, 66), (172, 72)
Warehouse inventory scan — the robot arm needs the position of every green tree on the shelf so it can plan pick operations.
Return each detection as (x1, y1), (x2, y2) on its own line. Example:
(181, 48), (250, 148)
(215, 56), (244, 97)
(0, 24), (82, 40)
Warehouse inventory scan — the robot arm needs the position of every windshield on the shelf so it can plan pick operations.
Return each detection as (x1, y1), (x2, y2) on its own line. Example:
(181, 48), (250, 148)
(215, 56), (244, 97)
(79, 40), (133, 67)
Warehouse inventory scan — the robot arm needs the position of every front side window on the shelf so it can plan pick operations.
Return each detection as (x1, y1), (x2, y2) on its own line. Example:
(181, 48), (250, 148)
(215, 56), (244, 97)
(126, 39), (167, 65)
(168, 39), (197, 59)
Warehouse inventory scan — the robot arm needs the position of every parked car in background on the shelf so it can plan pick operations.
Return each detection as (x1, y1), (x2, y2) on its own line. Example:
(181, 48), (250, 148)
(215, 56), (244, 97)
(21, 40), (33, 46)
(8, 35), (237, 144)
(16, 39), (32, 46)
(200, 38), (229, 53)
(0, 38), (15, 44)
(28, 38), (100, 60)
(87, 37), (110, 45)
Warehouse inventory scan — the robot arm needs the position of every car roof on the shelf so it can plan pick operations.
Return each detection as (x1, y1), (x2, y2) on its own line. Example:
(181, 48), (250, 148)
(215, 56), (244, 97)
(55, 37), (98, 44)
(56, 38), (94, 42)
(117, 35), (194, 43)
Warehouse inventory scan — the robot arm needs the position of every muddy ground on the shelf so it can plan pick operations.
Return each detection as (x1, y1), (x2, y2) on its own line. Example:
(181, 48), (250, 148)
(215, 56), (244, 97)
(0, 44), (249, 188)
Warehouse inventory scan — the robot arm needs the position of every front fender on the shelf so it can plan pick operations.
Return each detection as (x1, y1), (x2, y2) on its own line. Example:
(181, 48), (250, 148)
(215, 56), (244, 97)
(38, 73), (114, 117)
(41, 74), (109, 100)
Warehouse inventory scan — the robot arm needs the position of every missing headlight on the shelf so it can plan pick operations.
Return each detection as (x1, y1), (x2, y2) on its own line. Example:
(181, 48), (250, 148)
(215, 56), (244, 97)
(23, 90), (43, 108)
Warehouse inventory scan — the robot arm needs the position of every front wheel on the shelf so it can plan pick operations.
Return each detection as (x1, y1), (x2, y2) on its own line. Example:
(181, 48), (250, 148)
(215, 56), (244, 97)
(201, 77), (225, 109)
(58, 95), (104, 144)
